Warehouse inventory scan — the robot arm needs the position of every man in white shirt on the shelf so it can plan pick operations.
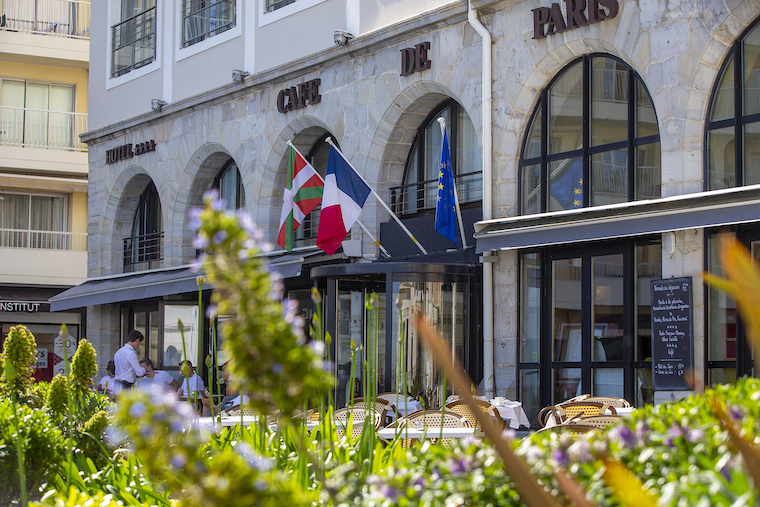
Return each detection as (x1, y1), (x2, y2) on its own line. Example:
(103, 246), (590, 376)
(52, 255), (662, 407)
(178, 360), (205, 396)
(139, 358), (179, 392)
(113, 330), (147, 390)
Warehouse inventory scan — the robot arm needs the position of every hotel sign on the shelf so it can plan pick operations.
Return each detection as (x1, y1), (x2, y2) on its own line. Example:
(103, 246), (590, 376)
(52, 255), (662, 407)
(106, 140), (156, 164)
(532, 0), (619, 39)
(400, 42), (431, 76)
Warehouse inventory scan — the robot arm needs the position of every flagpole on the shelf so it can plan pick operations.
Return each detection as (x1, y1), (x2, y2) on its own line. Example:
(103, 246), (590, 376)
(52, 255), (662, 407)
(286, 140), (391, 258)
(325, 137), (428, 255)
(437, 118), (468, 248)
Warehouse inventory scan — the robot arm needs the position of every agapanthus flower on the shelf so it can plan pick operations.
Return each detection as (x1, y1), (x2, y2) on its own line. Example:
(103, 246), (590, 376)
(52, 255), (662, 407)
(309, 341), (325, 355)
(129, 402), (146, 418)
(552, 449), (569, 467)
(213, 230), (228, 245)
(211, 197), (226, 211)
(611, 425), (636, 449)
(203, 189), (219, 203)
(206, 305), (218, 319)
(194, 233), (210, 250)
(379, 485), (400, 502)
(190, 253), (207, 273)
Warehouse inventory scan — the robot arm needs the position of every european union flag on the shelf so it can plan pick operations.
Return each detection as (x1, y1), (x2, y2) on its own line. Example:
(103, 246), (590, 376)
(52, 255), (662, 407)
(435, 127), (457, 243)
(549, 158), (583, 210)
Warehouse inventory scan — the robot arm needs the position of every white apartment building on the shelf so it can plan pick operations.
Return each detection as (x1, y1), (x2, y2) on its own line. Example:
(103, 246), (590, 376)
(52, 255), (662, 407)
(51, 0), (760, 425)
(1, 0), (90, 380)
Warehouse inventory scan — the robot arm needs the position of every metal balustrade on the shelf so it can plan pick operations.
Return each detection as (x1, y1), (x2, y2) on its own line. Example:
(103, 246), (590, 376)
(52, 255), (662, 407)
(123, 231), (163, 272)
(265, 0), (297, 12)
(0, 106), (88, 152)
(390, 171), (483, 216)
(0, 0), (90, 38)
(0, 228), (87, 250)
(112, 6), (157, 78)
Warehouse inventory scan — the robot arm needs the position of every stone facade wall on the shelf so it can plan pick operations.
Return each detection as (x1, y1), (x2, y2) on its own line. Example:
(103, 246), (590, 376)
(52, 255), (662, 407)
(87, 0), (760, 393)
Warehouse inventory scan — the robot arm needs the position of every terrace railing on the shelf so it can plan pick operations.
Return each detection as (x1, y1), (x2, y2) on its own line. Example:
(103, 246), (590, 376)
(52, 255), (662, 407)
(111, 5), (156, 78)
(123, 231), (163, 272)
(0, 228), (87, 250)
(0, 106), (88, 152)
(390, 171), (483, 216)
(0, 0), (90, 39)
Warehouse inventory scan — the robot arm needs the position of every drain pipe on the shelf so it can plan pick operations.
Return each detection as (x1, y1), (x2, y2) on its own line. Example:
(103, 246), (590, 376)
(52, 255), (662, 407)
(468, 1), (495, 398)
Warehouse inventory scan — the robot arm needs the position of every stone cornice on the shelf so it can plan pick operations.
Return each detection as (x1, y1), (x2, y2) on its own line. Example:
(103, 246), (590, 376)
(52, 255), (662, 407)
(82, 0), (507, 145)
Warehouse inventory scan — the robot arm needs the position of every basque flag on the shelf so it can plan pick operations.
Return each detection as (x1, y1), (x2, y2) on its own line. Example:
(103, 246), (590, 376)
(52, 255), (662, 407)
(434, 127), (457, 243)
(316, 146), (371, 256)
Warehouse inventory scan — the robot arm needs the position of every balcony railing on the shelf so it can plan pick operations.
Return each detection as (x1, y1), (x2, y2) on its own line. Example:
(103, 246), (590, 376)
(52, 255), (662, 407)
(112, 6), (156, 78)
(265, 0), (297, 13)
(0, 0), (90, 39)
(0, 106), (88, 152)
(390, 171), (483, 215)
(123, 231), (163, 272)
(0, 228), (87, 250)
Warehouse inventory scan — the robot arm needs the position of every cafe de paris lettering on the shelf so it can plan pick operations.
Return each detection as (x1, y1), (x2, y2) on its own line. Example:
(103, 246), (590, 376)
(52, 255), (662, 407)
(106, 140), (156, 164)
(277, 78), (321, 113)
(532, 0), (619, 39)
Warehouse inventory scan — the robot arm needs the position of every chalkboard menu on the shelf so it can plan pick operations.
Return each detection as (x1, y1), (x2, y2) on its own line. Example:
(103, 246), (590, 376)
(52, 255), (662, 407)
(651, 277), (693, 390)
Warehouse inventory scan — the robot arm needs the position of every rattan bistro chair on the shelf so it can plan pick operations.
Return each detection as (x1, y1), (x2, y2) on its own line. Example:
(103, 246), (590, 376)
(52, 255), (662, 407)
(566, 414), (623, 429)
(583, 396), (631, 408)
(444, 399), (504, 431)
(350, 398), (393, 425)
(539, 400), (617, 427)
(332, 407), (382, 440)
(398, 410), (472, 448)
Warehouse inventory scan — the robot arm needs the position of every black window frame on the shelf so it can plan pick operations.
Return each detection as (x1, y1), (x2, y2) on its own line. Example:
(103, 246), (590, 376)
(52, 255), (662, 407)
(181, 0), (236, 49)
(519, 54), (661, 215)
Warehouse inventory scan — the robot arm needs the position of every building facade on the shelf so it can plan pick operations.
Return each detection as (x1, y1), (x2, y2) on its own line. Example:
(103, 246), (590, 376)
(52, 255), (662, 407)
(55, 0), (760, 425)
(0, 0), (90, 380)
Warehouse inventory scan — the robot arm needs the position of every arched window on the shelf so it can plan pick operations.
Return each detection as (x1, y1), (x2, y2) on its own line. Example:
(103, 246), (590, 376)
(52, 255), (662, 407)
(396, 100), (482, 215)
(213, 158), (245, 210)
(706, 22), (760, 189)
(520, 55), (660, 215)
(125, 181), (162, 272)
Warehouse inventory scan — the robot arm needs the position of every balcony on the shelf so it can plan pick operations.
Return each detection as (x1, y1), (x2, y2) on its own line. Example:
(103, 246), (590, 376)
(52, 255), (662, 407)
(390, 171), (483, 216)
(0, 228), (87, 285)
(112, 6), (157, 78)
(0, 0), (90, 39)
(124, 231), (163, 273)
(0, 106), (88, 152)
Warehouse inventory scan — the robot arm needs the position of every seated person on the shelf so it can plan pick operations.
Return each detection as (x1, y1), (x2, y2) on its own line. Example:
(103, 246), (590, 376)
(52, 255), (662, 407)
(97, 360), (119, 397)
(139, 358), (179, 392)
(200, 361), (249, 416)
(178, 360), (205, 396)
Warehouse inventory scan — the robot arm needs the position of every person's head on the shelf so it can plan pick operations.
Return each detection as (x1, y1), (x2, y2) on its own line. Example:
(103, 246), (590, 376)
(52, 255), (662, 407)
(139, 358), (155, 373)
(126, 330), (145, 350)
(180, 360), (194, 375)
(106, 360), (116, 377)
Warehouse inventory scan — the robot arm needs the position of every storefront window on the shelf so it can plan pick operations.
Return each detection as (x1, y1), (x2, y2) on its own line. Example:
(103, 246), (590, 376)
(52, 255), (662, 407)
(706, 21), (760, 190)
(520, 55), (661, 214)
(707, 233), (738, 385)
(214, 159), (245, 210)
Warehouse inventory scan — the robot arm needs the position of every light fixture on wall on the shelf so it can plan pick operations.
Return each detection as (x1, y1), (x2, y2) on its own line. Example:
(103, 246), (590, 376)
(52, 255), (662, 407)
(232, 69), (250, 84)
(151, 99), (167, 113)
(334, 30), (354, 46)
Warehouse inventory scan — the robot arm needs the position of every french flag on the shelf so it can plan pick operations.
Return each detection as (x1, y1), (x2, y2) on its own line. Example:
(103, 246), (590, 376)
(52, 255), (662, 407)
(316, 146), (371, 256)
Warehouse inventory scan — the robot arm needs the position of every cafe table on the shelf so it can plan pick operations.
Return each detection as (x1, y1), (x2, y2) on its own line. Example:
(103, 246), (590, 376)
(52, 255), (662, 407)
(193, 416), (318, 432)
(488, 399), (531, 429)
(376, 426), (481, 440)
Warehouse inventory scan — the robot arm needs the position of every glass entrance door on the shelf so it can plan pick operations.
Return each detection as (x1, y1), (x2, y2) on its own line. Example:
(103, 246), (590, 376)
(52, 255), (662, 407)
(548, 247), (628, 404)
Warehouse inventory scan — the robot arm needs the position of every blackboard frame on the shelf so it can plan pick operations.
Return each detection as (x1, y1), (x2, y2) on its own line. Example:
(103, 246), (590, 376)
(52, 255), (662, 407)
(650, 277), (694, 391)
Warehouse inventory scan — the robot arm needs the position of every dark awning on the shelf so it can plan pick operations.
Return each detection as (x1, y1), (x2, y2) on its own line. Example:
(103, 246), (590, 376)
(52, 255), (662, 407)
(49, 249), (323, 312)
(474, 185), (760, 253)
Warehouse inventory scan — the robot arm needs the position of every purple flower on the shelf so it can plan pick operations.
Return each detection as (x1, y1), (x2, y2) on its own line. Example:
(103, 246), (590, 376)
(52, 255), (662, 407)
(668, 425), (683, 440)
(190, 254), (207, 273)
(171, 453), (187, 468)
(611, 425), (636, 449)
(236, 442), (274, 471)
(431, 468), (441, 481)
(211, 198), (226, 211)
(129, 402), (146, 418)
(254, 479), (267, 491)
(728, 406), (743, 421)
(212, 230), (228, 245)
(194, 234), (210, 250)
(271, 363), (283, 374)
(449, 458), (468, 475)
(189, 218), (202, 231)
(686, 428), (705, 443)
(104, 426), (126, 445)
(552, 449), (569, 467)
(206, 305), (218, 319)
(309, 341), (325, 355)
(720, 465), (732, 482)
(189, 208), (202, 220)
(412, 477), (425, 490)
(379, 485), (399, 501)
(236, 210), (258, 236)
(203, 189), (219, 202)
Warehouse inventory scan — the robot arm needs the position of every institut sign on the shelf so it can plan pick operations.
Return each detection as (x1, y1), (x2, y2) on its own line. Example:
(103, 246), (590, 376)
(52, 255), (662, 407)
(532, 0), (619, 39)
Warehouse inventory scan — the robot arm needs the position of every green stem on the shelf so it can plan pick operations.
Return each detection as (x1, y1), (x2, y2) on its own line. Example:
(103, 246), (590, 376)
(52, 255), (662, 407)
(11, 396), (27, 506)
(62, 331), (74, 493)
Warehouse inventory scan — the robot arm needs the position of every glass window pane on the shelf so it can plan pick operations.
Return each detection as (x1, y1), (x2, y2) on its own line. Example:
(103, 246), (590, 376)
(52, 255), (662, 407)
(520, 368), (540, 426)
(549, 62), (583, 155)
(520, 253), (541, 363)
(552, 257), (582, 363)
(524, 107), (542, 160)
(591, 149), (628, 206)
(592, 58), (628, 146)
(744, 27), (760, 116)
(0, 193), (30, 230)
(636, 368), (653, 406)
(456, 107), (481, 175)
(636, 79), (658, 138)
(744, 122), (760, 185)
(549, 157), (583, 211)
(553, 367), (581, 403)
(521, 163), (540, 215)
(708, 367), (736, 387)
(711, 58), (735, 122)
(592, 368), (624, 397)
(635, 242), (661, 362)
(707, 234), (737, 362)
(707, 126), (735, 190)
(636, 142), (661, 200)
(592, 254), (624, 362)
(423, 107), (450, 208)
(163, 305), (200, 366)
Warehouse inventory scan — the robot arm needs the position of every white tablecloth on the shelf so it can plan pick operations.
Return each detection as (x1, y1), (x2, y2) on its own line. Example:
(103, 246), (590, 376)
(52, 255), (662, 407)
(377, 426), (479, 440)
(394, 400), (423, 417)
(489, 400), (531, 429)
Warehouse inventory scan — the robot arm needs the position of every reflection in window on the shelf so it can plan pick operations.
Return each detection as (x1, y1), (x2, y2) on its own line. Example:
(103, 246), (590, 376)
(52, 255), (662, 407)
(706, 21), (760, 189)
(214, 158), (245, 210)
(124, 181), (162, 272)
(182, 0), (235, 48)
(520, 55), (661, 214)
(394, 100), (482, 215)
(111, 0), (157, 78)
